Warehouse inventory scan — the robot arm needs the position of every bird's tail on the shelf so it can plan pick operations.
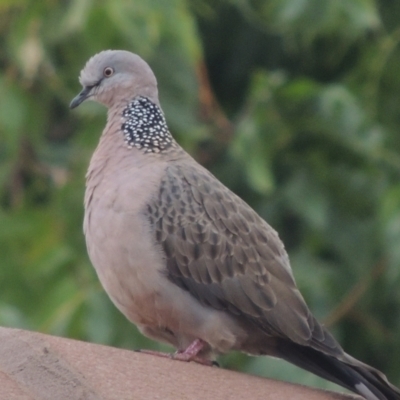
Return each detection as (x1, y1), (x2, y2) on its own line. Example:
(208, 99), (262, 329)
(276, 340), (400, 400)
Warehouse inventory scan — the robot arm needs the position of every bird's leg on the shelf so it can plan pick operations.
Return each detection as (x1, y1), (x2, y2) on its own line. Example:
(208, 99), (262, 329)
(171, 339), (215, 366)
(136, 340), (215, 366)
(174, 338), (205, 359)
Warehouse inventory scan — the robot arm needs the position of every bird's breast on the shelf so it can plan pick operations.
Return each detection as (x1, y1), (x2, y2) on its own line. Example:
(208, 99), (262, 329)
(83, 152), (171, 326)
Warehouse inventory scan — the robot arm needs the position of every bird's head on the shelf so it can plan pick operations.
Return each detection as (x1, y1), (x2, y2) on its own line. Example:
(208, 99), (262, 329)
(70, 50), (159, 110)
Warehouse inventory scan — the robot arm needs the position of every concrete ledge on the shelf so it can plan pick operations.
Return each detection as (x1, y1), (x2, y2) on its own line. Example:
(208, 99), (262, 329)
(0, 327), (360, 400)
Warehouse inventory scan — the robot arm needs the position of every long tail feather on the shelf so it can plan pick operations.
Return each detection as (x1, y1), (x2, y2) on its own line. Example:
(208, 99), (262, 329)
(276, 340), (400, 400)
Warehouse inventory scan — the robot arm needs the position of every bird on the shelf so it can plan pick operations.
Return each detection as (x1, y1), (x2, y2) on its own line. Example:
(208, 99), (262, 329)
(70, 50), (400, 400)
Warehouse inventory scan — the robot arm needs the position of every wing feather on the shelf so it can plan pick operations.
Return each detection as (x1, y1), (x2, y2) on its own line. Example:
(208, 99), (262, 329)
(145, 162), (335, 350)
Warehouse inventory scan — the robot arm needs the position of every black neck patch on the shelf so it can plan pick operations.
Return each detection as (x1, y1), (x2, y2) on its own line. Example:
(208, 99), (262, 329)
(121, 96), (174, 153)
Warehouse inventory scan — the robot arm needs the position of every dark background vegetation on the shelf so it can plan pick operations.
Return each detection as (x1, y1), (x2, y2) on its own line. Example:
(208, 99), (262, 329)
(1, 0), (400, 393)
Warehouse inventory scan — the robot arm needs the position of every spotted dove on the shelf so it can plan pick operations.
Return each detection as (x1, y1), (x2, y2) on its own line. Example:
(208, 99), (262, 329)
(70, 50), (400, 400)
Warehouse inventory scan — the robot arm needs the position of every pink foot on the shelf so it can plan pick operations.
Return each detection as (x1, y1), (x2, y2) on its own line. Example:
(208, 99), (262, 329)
(171, 339), (214, 366)
(137, 340), (216, 366)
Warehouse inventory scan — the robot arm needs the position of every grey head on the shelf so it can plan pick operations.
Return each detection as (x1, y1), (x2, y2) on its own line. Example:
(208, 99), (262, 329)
(70, 50), (159, 109)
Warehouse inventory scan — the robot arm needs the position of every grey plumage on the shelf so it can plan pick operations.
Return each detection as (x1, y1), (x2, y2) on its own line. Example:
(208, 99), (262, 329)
(70, 50), (400, 400)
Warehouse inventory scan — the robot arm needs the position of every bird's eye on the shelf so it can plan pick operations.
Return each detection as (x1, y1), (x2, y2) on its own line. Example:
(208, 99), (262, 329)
(103, 67), (114, 77)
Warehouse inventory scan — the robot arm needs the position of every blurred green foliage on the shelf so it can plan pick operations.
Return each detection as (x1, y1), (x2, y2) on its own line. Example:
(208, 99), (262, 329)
(1, 0), (400, 393)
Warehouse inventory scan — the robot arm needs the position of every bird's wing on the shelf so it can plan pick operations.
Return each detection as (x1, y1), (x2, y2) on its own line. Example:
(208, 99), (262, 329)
(145, 162), (339, 354)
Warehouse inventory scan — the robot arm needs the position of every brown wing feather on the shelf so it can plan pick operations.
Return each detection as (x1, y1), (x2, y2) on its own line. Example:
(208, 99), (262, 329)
(145, 161), (339, 353)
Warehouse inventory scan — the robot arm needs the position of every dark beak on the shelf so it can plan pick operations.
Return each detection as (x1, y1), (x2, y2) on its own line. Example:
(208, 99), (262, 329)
(69, 86), (94, 109)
